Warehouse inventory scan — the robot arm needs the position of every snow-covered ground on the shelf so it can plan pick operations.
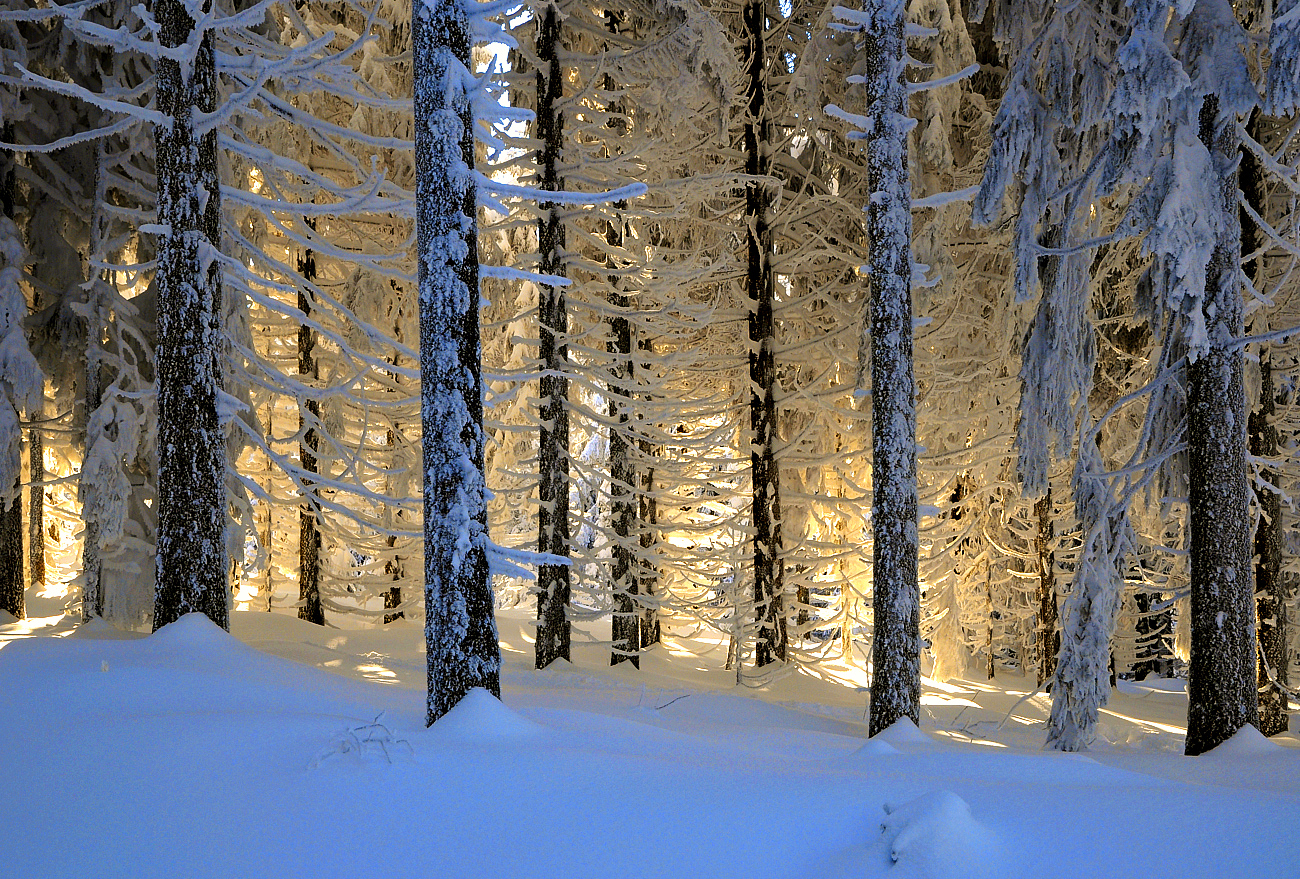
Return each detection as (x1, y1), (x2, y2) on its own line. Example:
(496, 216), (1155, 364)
(2, 596), (1296, 879)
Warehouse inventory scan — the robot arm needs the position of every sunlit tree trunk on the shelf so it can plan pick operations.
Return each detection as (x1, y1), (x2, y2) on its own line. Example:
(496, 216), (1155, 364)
(863, 0), (920, 735)
(1035, 491), (1059, 686)
(534, 1), (571, 670)
(744, 0), (785, 667)
(415, 0), (502, 722)
(298, 226), (324, 626)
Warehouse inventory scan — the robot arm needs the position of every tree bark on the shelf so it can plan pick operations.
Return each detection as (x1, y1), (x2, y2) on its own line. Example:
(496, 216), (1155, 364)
(534, 1), (571, 670)
(744, 0), (786, 667)
(151, 0), (228, 631)
(28, 427), (44, 592)
(415, 0), (502, 722)
(1185, 95), (1258, 755)
(863, 0), (920, 735)
(0, 131), (21, 620)
(298, 226), (324, 625)
(1035, 491), (1059, 687)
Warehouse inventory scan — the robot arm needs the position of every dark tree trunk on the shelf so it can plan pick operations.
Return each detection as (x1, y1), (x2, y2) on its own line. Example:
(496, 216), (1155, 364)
(152, 0), (228, 632)
(1185, 95), (1258, 755)
(638, 357), (661, 649)
(0, 132), (21, 620)
(28, 428), (44, 592)
(744, 0), (785, 667)
(1035, 491), (1059, 687)
(863, 0), (920, 736)
(82, 350), (104, 620)
(384, 423), (404, 624)
(534, 2), (571, 670)
(0, 489), (19, 620)
(297, 227), (324, 626)
(415, 0), (502, 722)
(1242, 112), (1288, 737)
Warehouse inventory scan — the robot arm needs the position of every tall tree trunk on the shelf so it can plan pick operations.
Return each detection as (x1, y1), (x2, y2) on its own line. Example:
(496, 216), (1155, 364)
(1035, 491), (1059, 687)
(863, 0), (920, 735)
(152, 0), (228, 631)
(1241, 111), (1288, 737)
(1185, 95), (1258, 755)
(0, 130), (21, 620)
(415, 0), (502, 722)
(384, 420), (404, 624)
(638, 342), (661, 649)
(28, 427), (44, 592)
(81, 349), (104, 621)
(534, 1), (571, 670)
(744, 0), (786, 667)
(297, 226), (324, 625)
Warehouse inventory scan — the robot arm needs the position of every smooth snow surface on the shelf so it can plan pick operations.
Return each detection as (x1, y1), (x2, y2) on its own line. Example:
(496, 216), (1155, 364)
(2, 602), (1296, 878)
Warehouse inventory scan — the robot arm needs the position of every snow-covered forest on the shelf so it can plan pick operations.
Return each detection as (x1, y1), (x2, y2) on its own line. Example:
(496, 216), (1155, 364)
(1, 0), (1298, 782)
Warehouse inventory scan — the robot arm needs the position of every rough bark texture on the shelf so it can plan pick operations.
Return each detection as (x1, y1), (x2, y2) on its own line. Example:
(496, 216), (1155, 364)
(82, 354), (103, 620)
(297, 231), (324, 626)
(151, 0), (228, 632)
(415, 0), (502, 723)
(534, 2), (571, 670)
(0, 488), (19, 620)
(1035, 491), (1059, 687)
(1185, 95), (1258, 755)
(744, 0), (786, 667)
(28, 428), (44, 592)
(638, 355), (661, 649)
(384, 422), (404, 624)
(864, 0), (920, 736)
(1241, 113), (1288, 737)
(0, 137), (20, 620)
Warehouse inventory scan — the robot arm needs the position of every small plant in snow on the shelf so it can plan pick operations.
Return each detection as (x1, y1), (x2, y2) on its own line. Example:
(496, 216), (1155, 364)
(309, 713), (412, 768)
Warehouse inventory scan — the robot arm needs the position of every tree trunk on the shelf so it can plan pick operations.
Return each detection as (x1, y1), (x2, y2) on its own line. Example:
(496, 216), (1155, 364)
(1035, 491), (1059, 687)
(28, 427), (44, 592)
(298, 226), (324, 625)
(863, 0), (920, 735)
(638, 363), (661, 649)
(384, 421), (404, 624)
(1242, 112), (1288, 738)
(152, 0), (228, 632)
(534, 1), (571, 670)
(82, 350), (104, 621)
(744, 0), (785, 667)
(1185, 95), (1258, 755)
(0, 132), (21, 620)
(415, 0), (502, 722)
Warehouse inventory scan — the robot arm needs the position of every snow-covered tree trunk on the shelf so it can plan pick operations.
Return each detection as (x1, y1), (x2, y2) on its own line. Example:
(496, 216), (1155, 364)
(81, 348), (104, 621)
(862, 0), (920, 735)
(415, 0), (502, 722)
(608, 204), (639, 666)
(1184, 94), (1257, 756)
(151, 0), (229, 631)
(1034, 491), (1058, 686)
(297, 233), (324, 626)
(534, 1), (571, 670)
(744, 0), (786, 667)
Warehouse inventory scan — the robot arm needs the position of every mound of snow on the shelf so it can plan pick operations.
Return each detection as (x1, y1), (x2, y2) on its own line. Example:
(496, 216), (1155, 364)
(0, 610), (16, 625)
(427, 688), (543, 741)
(875, 790), (999, 878)
(871, 717), (943, 750)
(1204, 724), (1282, 758)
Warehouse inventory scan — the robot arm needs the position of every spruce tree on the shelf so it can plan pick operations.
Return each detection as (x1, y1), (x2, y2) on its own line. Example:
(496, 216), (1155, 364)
(415, 0), (502, 722)
(152, 0), (229, 631)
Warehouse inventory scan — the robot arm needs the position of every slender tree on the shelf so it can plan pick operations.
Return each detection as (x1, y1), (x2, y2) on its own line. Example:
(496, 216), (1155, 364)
(856, 0), (920, 735)
(297, 224), (324, 626)
(743, 0), (786, 667)
(534, 1), (571, 670)
(415, 0), (502, 722)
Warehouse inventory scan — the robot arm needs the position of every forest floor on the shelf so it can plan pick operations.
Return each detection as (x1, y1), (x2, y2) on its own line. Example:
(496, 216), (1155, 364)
(1, 592), (1297, 878)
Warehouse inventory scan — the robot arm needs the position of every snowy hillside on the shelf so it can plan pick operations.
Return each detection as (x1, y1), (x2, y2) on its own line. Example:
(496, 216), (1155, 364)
(1, 600), (1296, 879)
